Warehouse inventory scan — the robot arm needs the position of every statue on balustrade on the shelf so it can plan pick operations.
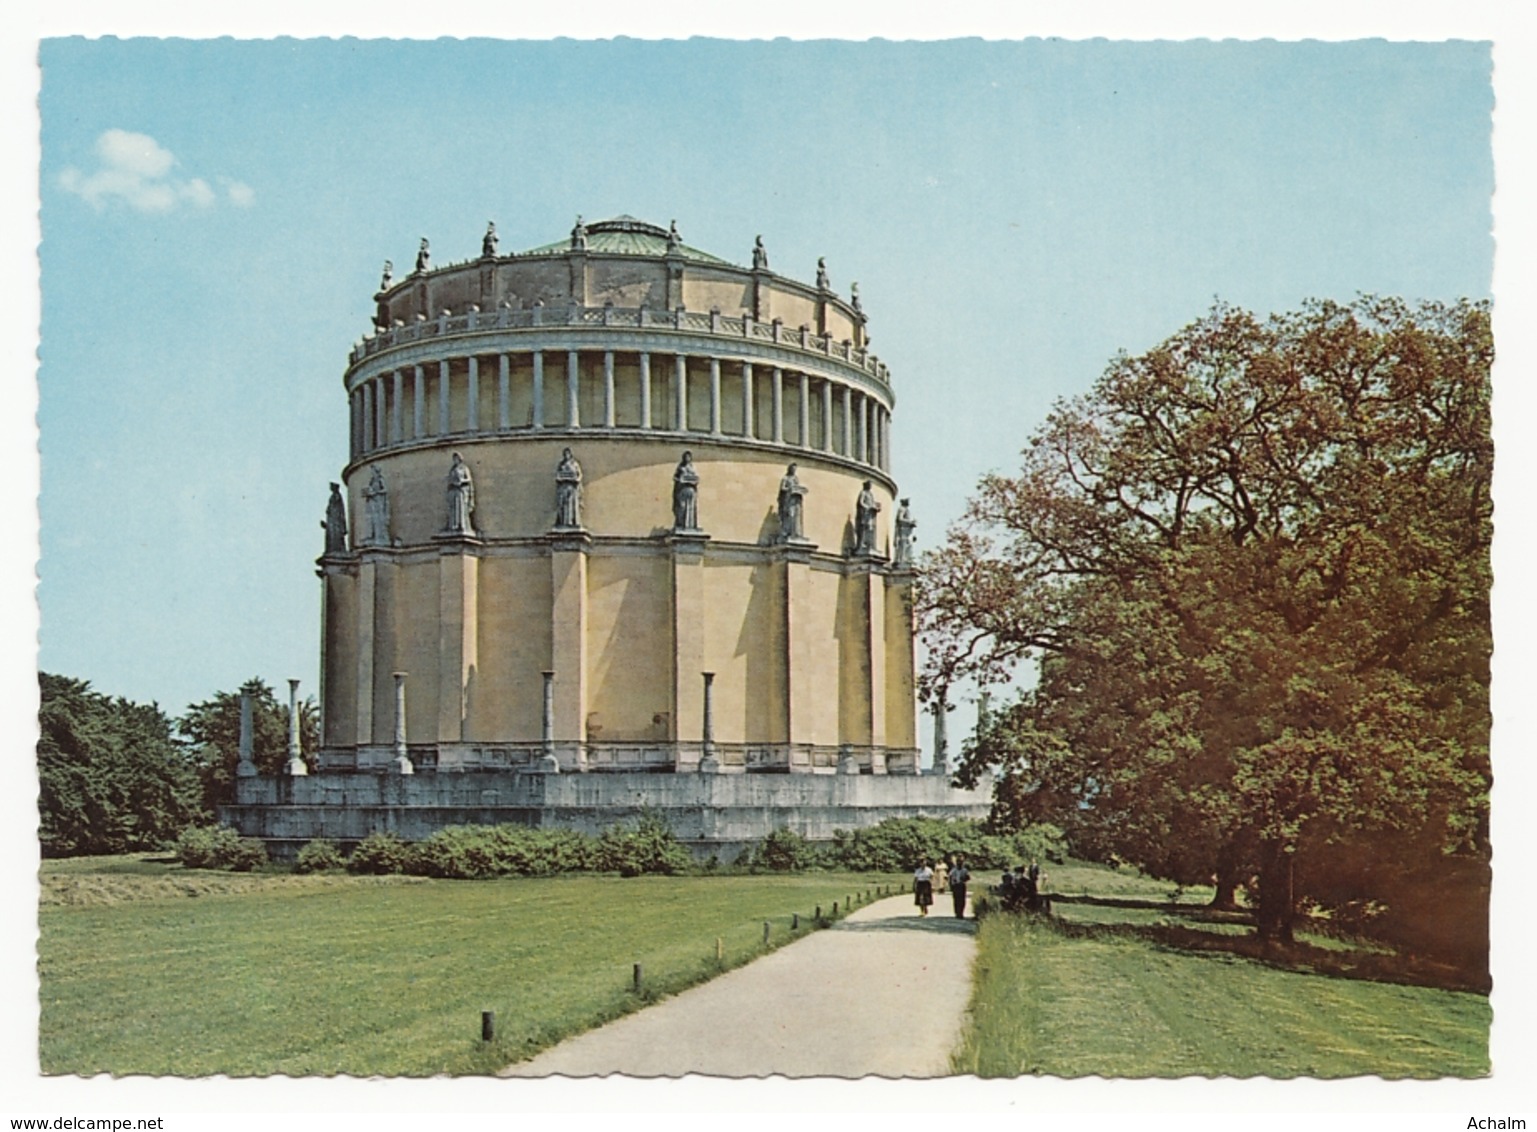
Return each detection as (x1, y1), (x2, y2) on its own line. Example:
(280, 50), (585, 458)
(322, 482), (348, 554)
(854, 480), (881, 557)
(555, 447), (584, 529)
(673, 451), (702, 532)
(667, 220), (682, 253)
(363, 465), (391, 547)
(482, 221), (498, 257)
(379, 260), (393, 290)
(414, 238), (430, 273)
(777, 463), (808, 543)
(752, 235), (769, 270)
(444, 452), (476, 537)
(816, 257), (830, 290)
(571, 215), (588, 251)
(851, 281), (863, 316)
(893, 497), (916, 567)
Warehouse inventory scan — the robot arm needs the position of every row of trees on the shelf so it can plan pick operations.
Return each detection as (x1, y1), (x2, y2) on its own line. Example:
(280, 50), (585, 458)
(919, 297), (1491, 944)
(38, 674), (318, 857)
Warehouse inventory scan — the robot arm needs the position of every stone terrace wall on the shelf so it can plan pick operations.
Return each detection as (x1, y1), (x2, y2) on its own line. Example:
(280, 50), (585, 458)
(223, 771), (991, 860)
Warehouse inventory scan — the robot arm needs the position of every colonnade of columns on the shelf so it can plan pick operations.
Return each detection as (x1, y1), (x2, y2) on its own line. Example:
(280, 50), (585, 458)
(349, 349), (893, 474)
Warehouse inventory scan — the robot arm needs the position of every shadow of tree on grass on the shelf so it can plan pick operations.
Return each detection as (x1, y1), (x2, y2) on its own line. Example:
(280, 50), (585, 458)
(1046, 899), (1489, 995)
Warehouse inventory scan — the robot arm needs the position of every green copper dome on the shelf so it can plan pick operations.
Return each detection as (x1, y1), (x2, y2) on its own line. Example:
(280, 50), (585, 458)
(522, 215), (733, 265)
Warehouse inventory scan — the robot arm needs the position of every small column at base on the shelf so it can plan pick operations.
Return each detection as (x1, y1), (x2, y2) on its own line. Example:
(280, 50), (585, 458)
(698, 672), (722, 773)
(537, 671), (560, 773)
(392, 672), (413, 774)
(285, 678), (308, 776)
(236, 690), (258, 777)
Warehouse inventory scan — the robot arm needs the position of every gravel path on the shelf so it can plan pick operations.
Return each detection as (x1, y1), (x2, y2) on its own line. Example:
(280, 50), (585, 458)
(502, 894), (978, 1078)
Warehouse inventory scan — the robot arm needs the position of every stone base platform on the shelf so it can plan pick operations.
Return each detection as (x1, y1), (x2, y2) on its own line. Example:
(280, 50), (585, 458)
(221, 769), (990, 861)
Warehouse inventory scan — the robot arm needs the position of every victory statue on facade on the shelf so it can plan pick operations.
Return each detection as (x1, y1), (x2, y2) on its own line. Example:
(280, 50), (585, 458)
(363, 465), (391, 547)
(854, 480), (881, 557)
(555, 447), (584, 529)
(893, 497), (916, 567)
(673, 451), (701, 532)
(322, 482), (348, 554)
(444, 452), (476, 537)
(777, 463), (808, 543)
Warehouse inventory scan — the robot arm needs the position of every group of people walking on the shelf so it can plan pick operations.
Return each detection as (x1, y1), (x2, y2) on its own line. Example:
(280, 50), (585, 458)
(912, 857), (1048, 919)
(912, 856), (973, 918)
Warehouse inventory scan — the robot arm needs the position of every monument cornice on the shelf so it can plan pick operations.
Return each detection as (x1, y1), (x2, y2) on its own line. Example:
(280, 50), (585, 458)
(341, 426), (899, 496)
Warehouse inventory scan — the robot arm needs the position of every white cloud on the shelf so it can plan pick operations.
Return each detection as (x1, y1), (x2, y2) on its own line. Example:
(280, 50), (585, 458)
(223, 179), (255, 207)
(58, 129), (254, 213)
(96, 129), (174, 179)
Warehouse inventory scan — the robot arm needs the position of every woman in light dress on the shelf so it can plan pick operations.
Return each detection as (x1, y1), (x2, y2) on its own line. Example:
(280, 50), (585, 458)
(913, 861), (935, 917)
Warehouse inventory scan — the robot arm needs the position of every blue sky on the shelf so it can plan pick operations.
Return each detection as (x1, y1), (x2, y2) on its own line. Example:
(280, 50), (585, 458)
(34, 38), (1494, 727)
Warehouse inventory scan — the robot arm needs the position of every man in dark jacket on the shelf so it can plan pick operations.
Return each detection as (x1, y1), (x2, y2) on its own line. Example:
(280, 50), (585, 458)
(948, 856), (972, 919)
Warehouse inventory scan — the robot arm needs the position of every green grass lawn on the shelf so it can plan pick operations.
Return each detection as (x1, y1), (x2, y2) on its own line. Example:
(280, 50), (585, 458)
(955, 862), (1490, 1079)
(38, 856), (901, 1077)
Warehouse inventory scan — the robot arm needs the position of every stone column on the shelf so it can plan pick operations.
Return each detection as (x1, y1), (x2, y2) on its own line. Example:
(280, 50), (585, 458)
(675, 355), (688, 430)
(391, 370), (404, 444)
(350, 388), (362, 460)
(671, 535), (707, 765)
(361, 382), (375, 452)
(821, 380), (834, 453)
(842, 385), (853, 457)
(392, 672), (413, 774)
(932, 697), (948, 777)
(236, 690), (258, 777)
(550, 533), (590, 771)
(698, 672), (721, 773)
(498, 354), (511, 431)
(864, 567), (887, 771)
(532, 350), (545, 429)
(467, 355), (480, 431)
(437, 548), (479, 745)
(639, 352), (652, 429)
(438, 359), (451, 435)
(413, 366), (426, 439)
(741, 363), (754, 438)
(391, 673), (408, 758)
(709, 358), (722, 435)
(538, 671), (559, 773)
(780, 542), (820, 770)
(374, 378), (387, 452)
(285, 679), (307, 775)
(355, 560), (377, 750)
(565, 350), (581, 428)
(603, 351), (616, 428)
(799, 373), (811, 447)
(859, 396), (870, 464)
(771, 367), (784, 443)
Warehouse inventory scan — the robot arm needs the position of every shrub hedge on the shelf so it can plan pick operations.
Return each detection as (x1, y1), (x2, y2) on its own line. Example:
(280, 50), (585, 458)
(176, 824), (269, 872)
(294, 839), (346, 874)
(826, 817), (1067, 873)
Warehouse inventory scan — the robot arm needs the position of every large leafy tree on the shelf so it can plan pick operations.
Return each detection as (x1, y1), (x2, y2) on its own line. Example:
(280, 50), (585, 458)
(38, 673), (206, 856)
(921, 297), (1491, 941)
(178, 678), (319, 814)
